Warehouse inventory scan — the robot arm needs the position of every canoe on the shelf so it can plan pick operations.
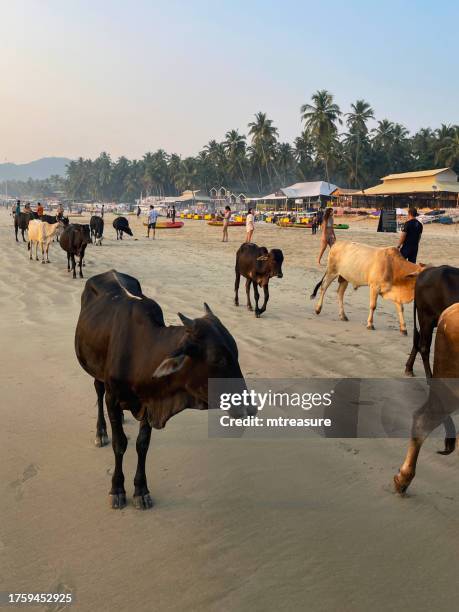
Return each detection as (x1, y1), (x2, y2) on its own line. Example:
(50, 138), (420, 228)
(143, 221), (184, 229)
(207, 220), (245, 227)
(278, 222), (312, 229)
(334, 223), (349, 229)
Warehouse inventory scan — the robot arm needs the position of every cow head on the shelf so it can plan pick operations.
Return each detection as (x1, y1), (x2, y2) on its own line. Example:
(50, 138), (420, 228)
(152, 303), (256, 417)
(257, 248), (284, 278)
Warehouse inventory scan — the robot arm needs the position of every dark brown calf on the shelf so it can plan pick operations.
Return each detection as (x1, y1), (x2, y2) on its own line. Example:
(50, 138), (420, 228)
(234, 242), (284, 318)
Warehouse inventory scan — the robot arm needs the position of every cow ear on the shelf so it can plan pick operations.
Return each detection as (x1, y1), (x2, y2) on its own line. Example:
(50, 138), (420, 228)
(204, 302), (214, 316)
(152, 354), (188, 378)
(178, 312), (193, 327)
(405, 270), (421, 278)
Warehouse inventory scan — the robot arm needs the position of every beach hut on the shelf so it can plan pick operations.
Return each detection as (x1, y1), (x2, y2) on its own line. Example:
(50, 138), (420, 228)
(251, 181), (338, 211)
(351, 168), (459, 209)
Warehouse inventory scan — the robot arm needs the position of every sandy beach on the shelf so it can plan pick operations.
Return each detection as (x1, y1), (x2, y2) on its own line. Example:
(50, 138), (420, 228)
(1, 208), (458, 612)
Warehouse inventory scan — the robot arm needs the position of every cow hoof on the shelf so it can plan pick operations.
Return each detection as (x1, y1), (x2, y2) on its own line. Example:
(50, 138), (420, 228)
(367, 324), (375, 330)
(41, 260), (46, 264)
(109, 493), (126, 509)
(315, 308), (321, 315)
(133, 494), (154, 510)
(340, 314), (349, 321)
(94, 432), (109, 447)
(393, 474), (409, 495)
(400, 329), (408, 336)
(404, 369), (414, 377)
(46, 261), (51, 264)
(247, 306), (253, 311)
(234, 301), (239, 307)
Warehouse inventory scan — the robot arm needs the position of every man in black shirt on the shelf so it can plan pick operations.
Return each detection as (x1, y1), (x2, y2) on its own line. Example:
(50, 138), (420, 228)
(397, 207), (423, 263)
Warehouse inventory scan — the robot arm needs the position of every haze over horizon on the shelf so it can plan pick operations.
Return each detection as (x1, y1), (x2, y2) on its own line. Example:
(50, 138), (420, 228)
(1, 0), (458, 164)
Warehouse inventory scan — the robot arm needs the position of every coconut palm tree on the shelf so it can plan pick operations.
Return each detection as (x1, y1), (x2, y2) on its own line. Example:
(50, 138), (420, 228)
(248, 112), (279, 190)
(300, 90), (342, 182)
(345, 99), (374, 187)
(224, 129), (248, 189)
(436, 127), (459, 170)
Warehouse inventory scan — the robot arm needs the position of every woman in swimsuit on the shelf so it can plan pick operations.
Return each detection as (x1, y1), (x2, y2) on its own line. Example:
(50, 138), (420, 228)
(222, 205), (231, 242)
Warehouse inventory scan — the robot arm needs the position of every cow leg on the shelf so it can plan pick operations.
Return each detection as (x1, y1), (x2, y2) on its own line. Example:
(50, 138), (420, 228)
(94, 380), (109, 447)
(106, 393), (127, 509)
(394, 303), (407, 334)
(71, 254), (77, 279)
(133, 419), (153, 509)
(315, 273), (337, 315)
(36, 242), (40, 261)
(67, 253), (71, 272)
(45, 242), (50, 263)
(78, 254), (84, 278)
(22, 229), (26, 242)
(419, 323), (434, 378)
(256, 284), (269, 317)
(234, 269), (240, 306)
(15, 226), (19, 242)
(29, 241), (33, 260)
(394, 393), (450, 494)
(245, 278), (253, 311)
(367, 285), (378, 330)
(337, 278), (349, 321)
(405, 317), (420, 376)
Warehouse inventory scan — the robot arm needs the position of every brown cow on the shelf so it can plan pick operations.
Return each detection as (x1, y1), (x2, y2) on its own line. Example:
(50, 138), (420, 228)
(394, 302), (459, 494)
(234, 242), (284, 317)
(311, 241), (426, 334)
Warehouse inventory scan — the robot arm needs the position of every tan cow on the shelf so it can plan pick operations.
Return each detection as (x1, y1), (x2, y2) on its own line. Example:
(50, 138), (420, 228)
(27, 219), (62, 264)
(311, 241), (426, 334)
(394, 302), (459, 494)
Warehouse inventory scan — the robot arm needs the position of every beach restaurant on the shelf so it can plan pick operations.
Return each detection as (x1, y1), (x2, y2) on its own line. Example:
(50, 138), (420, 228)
(351, 168), (459, 209)
(251, 181), (338, 211)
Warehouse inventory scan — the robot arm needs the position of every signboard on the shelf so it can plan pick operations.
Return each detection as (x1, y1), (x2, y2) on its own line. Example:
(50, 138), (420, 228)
(377, 209), (397, 233)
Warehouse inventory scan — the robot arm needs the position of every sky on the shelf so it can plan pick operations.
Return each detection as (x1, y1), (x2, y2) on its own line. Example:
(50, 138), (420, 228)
(1, 0), (458, 163)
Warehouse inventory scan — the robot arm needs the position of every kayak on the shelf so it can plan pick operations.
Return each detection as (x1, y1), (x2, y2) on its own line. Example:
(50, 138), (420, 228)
(207, 220), (245, 227)
(143, 221), (184, 229)
(278, 222), (312, 229)
(334, 223), (349, 229)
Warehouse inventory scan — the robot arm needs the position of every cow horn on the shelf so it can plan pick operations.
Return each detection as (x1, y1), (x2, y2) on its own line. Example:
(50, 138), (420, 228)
(257, 255), (269, 261)
(204, 302), (213, 315)
(178, 312), (193, 327)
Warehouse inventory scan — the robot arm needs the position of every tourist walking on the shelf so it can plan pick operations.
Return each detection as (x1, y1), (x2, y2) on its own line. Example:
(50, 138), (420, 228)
(147, 205), (159, 239)
(222, 205), (231, 242)
(245, 208), (255, 243)
(397, 207), (423, 263)
(317, 208), (336, 264)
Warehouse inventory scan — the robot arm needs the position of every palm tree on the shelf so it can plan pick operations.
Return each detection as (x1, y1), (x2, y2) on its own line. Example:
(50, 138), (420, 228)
(436, 127), (459, 169)
(345, 99), (374, 187)
(248, 112), (279, 190)
(301, 90), (342, 182)
(223, 129), (248, 189)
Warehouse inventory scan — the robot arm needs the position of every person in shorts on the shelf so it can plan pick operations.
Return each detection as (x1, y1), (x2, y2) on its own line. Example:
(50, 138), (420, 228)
(147, 205), (159, 239)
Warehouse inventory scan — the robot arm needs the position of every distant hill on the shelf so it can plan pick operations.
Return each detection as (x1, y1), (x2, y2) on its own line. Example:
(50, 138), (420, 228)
(0, 157), (72, 181)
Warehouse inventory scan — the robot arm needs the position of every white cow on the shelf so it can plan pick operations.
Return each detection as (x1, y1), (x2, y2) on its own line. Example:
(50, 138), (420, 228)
(28, 219), (62, 263)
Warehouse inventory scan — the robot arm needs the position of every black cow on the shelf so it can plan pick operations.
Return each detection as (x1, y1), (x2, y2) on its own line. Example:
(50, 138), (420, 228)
(59, 223), (91, 278)
(90, 216), (104, 245)
(75, 270), (253, 509)
(405, 266), (459, 378)
(234, 242), (284, 317)
(113, 216), (133, 240)
(14, 212), (34, 242)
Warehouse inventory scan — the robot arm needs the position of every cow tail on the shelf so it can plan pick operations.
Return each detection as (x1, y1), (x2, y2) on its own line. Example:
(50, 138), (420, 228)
(310, 273), (326, 300)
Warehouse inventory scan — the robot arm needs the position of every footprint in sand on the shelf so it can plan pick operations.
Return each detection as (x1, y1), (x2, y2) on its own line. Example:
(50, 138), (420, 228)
(9, 463), (40, 500)
(43, 579), (75, 612)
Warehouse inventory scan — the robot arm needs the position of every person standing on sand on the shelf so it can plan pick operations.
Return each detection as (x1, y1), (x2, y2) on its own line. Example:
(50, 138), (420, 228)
(101, 204), (105, 218)
(397, 207), (423, 263)
(245, 208), (255, 242)
(36, 202), (44, 217)
(172, 205), (176, 224)
(147, 205), (159, 239)
(317, 207), (336, 264)
(15, 200), (21, 215)
(136, 205), (141, 219)
(222, 205), (231, 242)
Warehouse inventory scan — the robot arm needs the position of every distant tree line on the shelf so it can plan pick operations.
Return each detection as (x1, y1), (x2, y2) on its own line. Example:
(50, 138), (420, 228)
(3, 90), (459, 202)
